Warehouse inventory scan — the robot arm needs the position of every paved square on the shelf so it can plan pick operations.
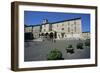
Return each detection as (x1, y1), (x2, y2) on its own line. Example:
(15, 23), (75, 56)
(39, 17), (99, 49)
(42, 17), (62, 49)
(24, 39), (90, 62)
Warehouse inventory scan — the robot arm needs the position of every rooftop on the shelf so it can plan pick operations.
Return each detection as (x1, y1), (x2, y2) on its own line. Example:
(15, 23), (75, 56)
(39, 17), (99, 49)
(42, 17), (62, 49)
(25, 17), (81, 27)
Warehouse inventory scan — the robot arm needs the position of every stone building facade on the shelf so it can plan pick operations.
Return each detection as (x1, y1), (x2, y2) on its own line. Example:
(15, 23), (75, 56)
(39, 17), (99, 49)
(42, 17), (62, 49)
(82, 32), (90, 40)
(25, 18), (90, 40)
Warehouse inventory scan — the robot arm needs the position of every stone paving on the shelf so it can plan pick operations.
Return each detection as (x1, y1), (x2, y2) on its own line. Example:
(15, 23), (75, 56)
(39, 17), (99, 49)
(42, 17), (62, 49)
(24, 39), (90, 62)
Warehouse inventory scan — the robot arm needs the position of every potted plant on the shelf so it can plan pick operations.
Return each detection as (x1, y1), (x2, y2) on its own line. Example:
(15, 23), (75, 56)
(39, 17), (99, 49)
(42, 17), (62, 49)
(66, 45), (74, 54)
(77, 43), (83, 49)
(47, 49), (64, 60)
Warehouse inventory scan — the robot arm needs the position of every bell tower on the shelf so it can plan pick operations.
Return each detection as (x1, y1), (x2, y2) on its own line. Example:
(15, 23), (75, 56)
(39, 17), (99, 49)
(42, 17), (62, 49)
(42, 19), (48, 24)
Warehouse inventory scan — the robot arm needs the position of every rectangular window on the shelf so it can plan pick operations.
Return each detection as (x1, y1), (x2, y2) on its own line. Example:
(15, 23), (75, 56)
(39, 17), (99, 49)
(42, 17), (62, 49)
(44, 29), (45, 31)
(68, 27), (70, 32)
(68, 22), (70, 26)
(74, 24), (76, 32)
(74, 21), (76, 24)
(57, 25), (58, 27)
(62, 28), (64, 30)
(44, 25), (46, 27)
(62, 24), (64, 26)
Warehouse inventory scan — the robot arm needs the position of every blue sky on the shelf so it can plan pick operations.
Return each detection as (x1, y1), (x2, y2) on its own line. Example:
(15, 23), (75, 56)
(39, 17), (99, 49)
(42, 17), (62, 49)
(24, 11), (90, 32)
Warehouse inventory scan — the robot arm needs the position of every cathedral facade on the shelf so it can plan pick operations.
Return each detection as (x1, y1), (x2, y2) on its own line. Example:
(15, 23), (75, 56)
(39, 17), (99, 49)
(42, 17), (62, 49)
(25, 18), (90, 40)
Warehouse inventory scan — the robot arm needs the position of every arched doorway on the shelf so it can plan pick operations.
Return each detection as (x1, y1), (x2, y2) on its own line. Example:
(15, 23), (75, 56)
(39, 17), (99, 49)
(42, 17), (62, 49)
(45, 33), (49, 38)
(49, 32), (54, 39)
(41, 33), (44, 36)
(54, 31), (57, 39)
(61, 32), (65, 38)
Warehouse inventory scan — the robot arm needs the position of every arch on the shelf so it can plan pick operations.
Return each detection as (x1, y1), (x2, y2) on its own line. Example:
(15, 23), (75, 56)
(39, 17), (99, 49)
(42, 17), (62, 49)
(45, 32), (49, 38)
(41, 33), (44, 36)
(54, 31), (57, 38)
(61, 32), (65, 38)
(49, 32), (54, 39)
(45, 32), (49, 36)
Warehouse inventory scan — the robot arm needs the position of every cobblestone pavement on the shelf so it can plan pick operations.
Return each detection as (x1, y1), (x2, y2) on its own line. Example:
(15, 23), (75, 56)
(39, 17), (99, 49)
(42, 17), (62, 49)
(24, 39), (90, 62)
